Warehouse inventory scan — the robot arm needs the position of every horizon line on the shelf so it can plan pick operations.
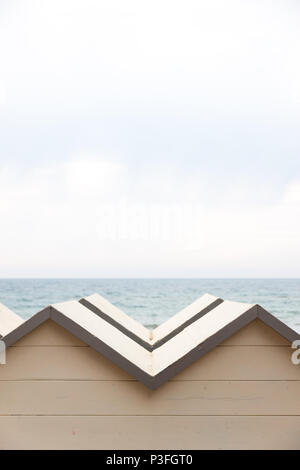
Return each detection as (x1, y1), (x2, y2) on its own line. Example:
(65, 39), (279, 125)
(0, 277), (299, 281)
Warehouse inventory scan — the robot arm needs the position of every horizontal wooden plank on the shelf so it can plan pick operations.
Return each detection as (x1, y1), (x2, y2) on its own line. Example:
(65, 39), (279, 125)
(175, 345), (300, 380)
(0, 416), (300, 449)
(0, 345), (133, 381)
(1, 380), (300, 416)
(0, 344), (299, 381)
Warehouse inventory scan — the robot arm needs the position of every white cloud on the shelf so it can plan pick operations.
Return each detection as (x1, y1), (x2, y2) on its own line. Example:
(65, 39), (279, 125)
(0, 157), (299, 277)
(283, 181), (300, 205)
(0, 0), (299, 120)
(63, 155), (126, 200)
(0, 2), (299, 277)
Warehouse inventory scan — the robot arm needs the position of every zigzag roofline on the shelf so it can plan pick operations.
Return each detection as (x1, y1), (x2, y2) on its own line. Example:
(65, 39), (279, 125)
(1, 298), (299, 389)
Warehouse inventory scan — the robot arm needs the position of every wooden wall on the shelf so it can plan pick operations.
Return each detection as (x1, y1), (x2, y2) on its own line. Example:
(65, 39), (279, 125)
(0, 319), (299, 449)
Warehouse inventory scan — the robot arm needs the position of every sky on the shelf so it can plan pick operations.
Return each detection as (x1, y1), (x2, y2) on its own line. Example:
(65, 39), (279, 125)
(0, 0), (299, 278)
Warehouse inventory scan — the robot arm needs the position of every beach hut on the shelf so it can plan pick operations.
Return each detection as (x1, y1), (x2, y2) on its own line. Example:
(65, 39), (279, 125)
(0, 294), (299, 449)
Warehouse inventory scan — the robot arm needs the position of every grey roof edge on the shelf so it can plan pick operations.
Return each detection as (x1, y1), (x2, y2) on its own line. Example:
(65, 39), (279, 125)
(79, 298), (152, 351)
(257, 305), (300, 343)
(152, 298), (224, 349)
(1, 302), (299, 390)
(150, 305), (259, 389)
(2, 306), (51, 347)
(50, 307), (154, 387)
(2, 305), (154, 388)
(79, 296), (224, 350)
(151, 304), (300, 390)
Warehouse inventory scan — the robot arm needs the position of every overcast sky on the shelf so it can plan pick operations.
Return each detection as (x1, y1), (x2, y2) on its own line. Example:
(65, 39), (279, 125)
(0, 0), (299, 278)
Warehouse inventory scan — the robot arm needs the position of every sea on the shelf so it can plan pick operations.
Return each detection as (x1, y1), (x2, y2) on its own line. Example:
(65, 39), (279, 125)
(0, 278), (299, 331)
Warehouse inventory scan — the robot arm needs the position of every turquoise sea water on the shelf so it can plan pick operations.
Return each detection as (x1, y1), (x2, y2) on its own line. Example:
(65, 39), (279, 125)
(0, 278), (299, 331)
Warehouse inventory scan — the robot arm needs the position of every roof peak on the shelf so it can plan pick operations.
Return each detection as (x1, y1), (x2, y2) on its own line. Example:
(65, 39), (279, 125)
(0, 294), (298, 389)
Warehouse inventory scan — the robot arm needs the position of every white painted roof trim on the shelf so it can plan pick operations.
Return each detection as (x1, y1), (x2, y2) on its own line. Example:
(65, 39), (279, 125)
(0, 303), (24, 338)
(1, 296), (299, 389)
(80, 292), (223, 349)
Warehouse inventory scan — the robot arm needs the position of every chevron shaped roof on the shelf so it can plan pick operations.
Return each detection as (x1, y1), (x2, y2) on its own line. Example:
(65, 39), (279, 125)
(0, 295), (299, 389)
(79, 293), (223, 350)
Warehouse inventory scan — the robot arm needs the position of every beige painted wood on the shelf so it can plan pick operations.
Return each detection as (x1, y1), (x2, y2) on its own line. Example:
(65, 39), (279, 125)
(0, 345), (133, 381)
(0, 344), (298, 381)
(0, 312), (297, 383)
(12, 320), (86, 347)
(1, 380), (300, 416)
(175, 344), (299, 380)
(0, 416), (300, 449)
(222, 319), (290, 345)
(1, 318), (300, 450)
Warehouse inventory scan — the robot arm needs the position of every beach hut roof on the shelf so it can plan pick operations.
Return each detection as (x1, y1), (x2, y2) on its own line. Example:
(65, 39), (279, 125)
(79, 292), (223, 350)
(0, 296), (299, 389)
